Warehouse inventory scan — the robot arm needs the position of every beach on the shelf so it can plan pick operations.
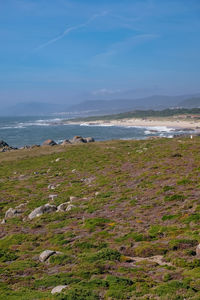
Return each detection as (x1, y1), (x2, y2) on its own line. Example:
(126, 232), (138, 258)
(67, 117), (200, 130)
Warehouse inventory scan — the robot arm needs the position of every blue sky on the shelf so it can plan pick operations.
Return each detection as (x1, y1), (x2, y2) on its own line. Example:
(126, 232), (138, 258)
(0, 0), (200, 106)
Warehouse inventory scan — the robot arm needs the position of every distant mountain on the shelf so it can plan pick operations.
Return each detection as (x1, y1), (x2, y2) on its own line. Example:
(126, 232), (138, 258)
(178, 97), (200, 108)
(0, 102), (66, 116)
(67, 95), (198, 115)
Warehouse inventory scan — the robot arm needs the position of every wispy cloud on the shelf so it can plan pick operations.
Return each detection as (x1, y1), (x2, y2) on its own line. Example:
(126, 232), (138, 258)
(90, 33), (159, 67)
(35, 10), (108, 51)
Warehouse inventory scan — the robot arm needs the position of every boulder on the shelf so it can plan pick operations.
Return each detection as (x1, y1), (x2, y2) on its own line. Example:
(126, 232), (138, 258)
(39, 250), (56, 262)
(5, 207), (23, 219)
(0, 140), (9, 148)
(51, 285), (67, 294)
(43, 139), (57, 146)
(57, 202), (70, 212)
(61, 139), (71, 145)
(28, 203), (57, 220)
(70, 136), (86, 144)
(196, 244), (200, 257)
(85, 137), (95, 143)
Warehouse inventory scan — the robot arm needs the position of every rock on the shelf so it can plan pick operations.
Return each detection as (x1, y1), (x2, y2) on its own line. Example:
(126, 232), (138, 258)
(85, 137), (95, 143)
(28, 204), (57, 220)
(95, 192), (100, 196)
(0, 140), (9, 148)
(5, 207), (23, 219)
(196, 244), (200, 257)
(51, 285), (67, 294)
(1, 219), (6, 224)
(39, 250), (56, 262)
(48, 184), (56, 190)
(69, 196), (77, 202)
(61, 139), (71, 145)
(57, 202), (70, 212)
(66, 204), (76, 212)
(72, 169), (76, 173)
(43, 139), (57, 146)
(49, 194), (58, 201)
(55, 158), (61, 162)
(70, 136), (86, 144)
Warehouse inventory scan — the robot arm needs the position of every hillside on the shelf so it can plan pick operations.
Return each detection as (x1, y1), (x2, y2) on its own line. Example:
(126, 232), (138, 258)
(178, 98), (200, 108)
(0, 138), (200, 299)
(67, 95), (200, 115)
(67, 108), (200, 122)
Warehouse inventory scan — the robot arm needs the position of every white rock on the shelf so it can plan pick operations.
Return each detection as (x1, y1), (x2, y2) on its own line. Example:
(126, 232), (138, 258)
(69, 196), (77, 202)
(28, 204), (57, 220)
(39, 250), (55, 262)
(49, 194), (58, 201)
(51, 285), (67, 294)
(5, 208), (23, 219)
(55, 158), (61, 162)
(48, 184), (56, 190)
(1, 219), (6, 224)
(95, 192), (100, 196)
(196, 244), (200, 257)
(57, 202), (70, 212)
(66, 204), (76, 212)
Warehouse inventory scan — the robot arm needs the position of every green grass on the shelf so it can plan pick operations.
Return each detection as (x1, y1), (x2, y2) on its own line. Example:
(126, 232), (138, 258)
(1, 138), (200, 299)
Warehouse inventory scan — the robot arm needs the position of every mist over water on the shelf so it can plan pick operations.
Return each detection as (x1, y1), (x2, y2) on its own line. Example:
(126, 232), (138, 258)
(0, 116), (192, 148)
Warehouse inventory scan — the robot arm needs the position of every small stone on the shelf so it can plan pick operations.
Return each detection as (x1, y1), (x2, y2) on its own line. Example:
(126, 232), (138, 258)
(1, 219), (6, 224)
(72, 169), (76, 173)
(49, 194), (58, 201)
(39, 250), (56, 262)
(55, 158), (61, 162)
(69, 196), (77, 202)
(196, 244), (200, 257)
(57, 202), (70, 212)
(5, 208), (23, 219)
(66, 204), (76, 212)
(48, 184), (56, 190)
(51, 285), (67, 294)
(95, 192), (100, 196)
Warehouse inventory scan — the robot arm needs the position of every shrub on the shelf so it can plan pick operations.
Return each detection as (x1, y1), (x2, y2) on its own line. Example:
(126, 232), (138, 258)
(86, 248), (121, 262)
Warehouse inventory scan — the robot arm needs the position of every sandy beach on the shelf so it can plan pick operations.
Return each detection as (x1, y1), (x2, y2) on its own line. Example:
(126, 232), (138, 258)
(67, 117), (200, 130)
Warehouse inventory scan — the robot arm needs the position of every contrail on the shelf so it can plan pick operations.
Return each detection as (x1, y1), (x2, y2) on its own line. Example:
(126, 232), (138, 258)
(35, 11), (108, 51)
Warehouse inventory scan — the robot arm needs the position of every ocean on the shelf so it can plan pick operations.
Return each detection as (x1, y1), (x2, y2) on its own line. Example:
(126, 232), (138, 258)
(0, 116), (192, 148)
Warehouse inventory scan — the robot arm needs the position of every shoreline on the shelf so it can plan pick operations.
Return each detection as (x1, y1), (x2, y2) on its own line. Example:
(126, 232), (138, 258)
(65, 117), (200, 130)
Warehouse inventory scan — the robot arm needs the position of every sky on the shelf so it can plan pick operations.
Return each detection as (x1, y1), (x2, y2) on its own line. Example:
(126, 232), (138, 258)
(0, 0), (200, 107)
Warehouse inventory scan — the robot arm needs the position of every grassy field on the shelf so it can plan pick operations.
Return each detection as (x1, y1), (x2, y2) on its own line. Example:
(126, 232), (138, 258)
(0, 138), (200, 299)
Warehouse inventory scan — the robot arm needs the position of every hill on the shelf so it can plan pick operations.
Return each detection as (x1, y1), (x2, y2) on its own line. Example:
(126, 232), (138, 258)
(178, 98), (200, 108)
(67, 95), (200, 115)
(0, 138), (200, 299)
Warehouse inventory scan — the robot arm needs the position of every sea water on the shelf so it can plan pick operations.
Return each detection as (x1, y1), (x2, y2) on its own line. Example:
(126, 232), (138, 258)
(0, 115), (192, 148)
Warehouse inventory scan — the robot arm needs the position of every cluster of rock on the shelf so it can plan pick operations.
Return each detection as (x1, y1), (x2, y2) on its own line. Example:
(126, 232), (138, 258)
(0, 136), (95, 152)
(0, 140), (17, 152)
(2, 199), (76, 223)
(43, 136), (95, 146)
(28, 201), (76, 220)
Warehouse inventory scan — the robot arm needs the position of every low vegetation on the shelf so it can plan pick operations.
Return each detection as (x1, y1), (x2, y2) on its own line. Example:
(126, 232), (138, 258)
(68, 107), (200, 122)
(0, 137), (200, 299)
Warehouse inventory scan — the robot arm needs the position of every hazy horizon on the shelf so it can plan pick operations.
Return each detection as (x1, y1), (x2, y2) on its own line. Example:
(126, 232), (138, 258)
(1, 0), (200, 108)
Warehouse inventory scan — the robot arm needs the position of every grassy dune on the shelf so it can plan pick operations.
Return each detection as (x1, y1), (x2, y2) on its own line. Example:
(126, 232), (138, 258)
(0, 138), (200, 299)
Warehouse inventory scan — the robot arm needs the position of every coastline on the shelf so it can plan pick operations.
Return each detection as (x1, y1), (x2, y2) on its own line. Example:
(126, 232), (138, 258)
(65, 117), (200, 130)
